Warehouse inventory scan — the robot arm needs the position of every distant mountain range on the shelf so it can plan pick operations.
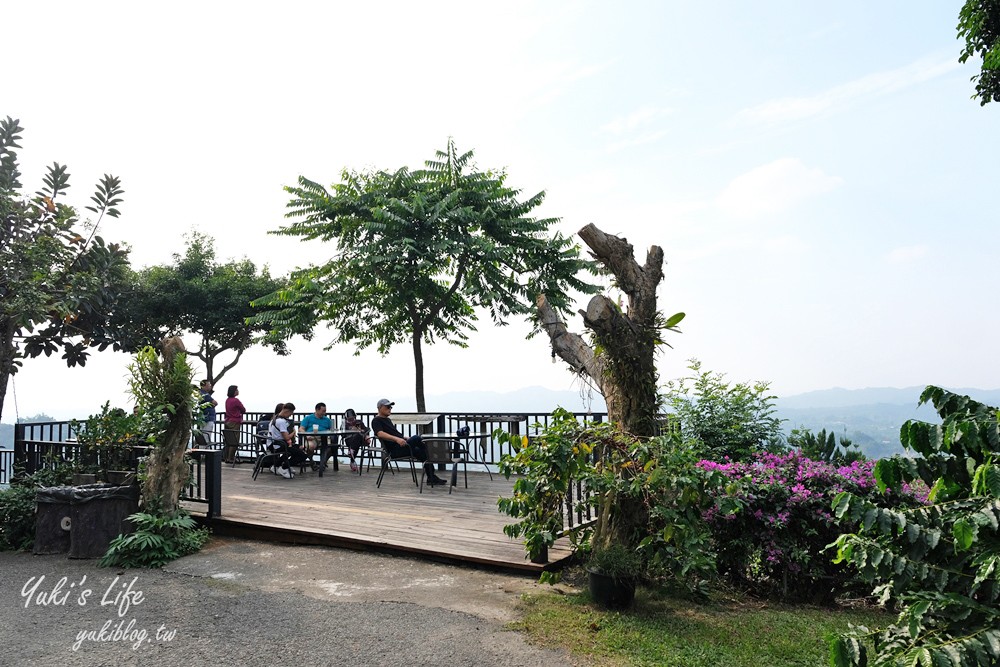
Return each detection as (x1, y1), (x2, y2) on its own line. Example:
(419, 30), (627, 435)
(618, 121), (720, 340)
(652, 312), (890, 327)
(3, 385), (995, 460)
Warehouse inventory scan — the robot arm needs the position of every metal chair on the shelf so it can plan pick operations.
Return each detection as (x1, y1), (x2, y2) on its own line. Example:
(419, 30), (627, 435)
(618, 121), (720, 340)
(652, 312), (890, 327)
(421, 438), (467, 494)
(374, 437), (419, 488)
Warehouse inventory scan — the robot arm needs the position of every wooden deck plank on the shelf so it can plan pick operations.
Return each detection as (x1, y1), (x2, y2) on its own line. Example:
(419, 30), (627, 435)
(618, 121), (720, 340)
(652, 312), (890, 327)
(194, 461), (576, 572)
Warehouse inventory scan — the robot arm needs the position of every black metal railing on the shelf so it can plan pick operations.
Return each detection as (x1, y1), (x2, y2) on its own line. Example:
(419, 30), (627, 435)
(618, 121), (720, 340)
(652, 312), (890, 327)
(9, 426), (222, 518)
(10, 411), (619, 527)
(0, 448), (13, 486)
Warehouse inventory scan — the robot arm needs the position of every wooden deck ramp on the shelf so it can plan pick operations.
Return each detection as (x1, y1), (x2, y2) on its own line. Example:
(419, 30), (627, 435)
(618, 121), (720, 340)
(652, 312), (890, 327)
(190, 461), (573, 573)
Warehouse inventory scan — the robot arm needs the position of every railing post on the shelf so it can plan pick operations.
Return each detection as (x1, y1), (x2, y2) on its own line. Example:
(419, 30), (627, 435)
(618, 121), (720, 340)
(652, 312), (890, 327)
(13, 423), (26, 477)
(202, 449), (222, 519)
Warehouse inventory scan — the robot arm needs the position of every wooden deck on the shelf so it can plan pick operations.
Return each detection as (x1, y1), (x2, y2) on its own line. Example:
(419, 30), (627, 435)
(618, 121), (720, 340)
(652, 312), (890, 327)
(189, 460), (575, 573)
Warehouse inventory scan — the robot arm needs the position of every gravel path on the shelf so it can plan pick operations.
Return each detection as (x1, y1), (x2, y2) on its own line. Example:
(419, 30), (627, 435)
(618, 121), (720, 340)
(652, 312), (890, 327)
(0, 538), (579, 667)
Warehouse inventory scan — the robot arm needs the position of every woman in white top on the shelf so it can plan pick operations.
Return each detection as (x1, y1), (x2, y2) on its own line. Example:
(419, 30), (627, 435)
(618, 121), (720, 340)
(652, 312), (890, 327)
(268, 402), (305, 479)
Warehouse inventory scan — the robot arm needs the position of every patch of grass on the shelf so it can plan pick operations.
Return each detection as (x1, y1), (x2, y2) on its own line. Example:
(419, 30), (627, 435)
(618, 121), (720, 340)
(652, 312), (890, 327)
(510, 585), (890, 667)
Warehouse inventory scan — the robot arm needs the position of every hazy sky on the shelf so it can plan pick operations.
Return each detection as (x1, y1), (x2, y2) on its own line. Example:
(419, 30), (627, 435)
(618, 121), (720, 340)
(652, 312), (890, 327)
(4, 1), (998, 420)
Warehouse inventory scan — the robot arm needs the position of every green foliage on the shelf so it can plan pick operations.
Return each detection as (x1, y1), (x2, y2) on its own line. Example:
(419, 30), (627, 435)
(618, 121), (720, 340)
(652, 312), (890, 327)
(114, 232), (289, 384)
(497, 409), (724, 592)
(828, 386), (1000, 667)
(664, 359), (785, 461)
(496, 409), (594, 572)
(588, 542), (642, 578)
(70, 401), (143, 474)
(0, 116), (131, 423)
(99, 509), (210, 568)
(128, 345), (198, 438)
(789, 428), (866, 465)
(252, 139), (599, 410)
(0, 466), (74, 551)
(958, 0), (1000, 105)
(0, 484), (39, 551)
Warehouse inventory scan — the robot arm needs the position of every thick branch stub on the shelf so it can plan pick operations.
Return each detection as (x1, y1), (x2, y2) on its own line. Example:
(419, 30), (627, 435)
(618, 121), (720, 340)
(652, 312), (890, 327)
(535, 294), (604, 388)
(578, 223), (663, 322)
(582, 294), (638, 340)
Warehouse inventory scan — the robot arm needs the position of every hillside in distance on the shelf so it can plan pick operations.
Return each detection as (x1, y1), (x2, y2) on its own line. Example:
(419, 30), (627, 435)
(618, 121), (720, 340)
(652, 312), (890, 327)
(774, 386), (1000, 459)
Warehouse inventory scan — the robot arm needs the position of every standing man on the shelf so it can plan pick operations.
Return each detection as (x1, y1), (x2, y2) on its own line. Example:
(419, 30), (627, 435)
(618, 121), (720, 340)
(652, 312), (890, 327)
(371, 399), (448, 486)
(200, 379), (218, 444)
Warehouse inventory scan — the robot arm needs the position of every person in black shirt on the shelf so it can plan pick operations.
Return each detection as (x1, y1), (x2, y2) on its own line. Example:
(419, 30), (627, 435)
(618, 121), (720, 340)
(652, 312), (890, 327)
(371, 398), (448, 486)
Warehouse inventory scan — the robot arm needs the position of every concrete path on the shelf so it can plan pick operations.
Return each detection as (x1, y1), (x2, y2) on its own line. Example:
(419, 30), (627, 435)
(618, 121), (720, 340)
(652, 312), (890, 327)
(0, 538), (580, 667)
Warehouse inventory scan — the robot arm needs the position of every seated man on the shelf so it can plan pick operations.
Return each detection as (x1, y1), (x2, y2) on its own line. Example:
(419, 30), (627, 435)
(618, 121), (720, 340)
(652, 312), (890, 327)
(267, 402), (307, 479)
(299, 402), (332, 457)
(371, 399), (448, 486)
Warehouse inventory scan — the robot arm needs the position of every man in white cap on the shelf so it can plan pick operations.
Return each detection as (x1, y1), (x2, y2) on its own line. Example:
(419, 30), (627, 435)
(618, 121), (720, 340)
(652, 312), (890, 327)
(371, 398), (448, 486)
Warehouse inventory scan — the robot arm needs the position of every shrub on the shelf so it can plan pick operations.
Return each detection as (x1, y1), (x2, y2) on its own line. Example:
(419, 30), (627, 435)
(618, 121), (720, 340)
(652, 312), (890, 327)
(0, 465), (74, 551)
(829, 387), (1000, 666)
(788, 428), (866, 465)
(665, 359), (785, 461)
(71, 401), (143, 476)
(498, 409), (732, 592)
(99, 509), (210, 568)
(700, 452), (924, 602)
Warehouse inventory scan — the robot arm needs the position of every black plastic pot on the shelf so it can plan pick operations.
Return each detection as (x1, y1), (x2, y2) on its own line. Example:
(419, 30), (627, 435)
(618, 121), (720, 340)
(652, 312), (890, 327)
(587, 567), (636, 609)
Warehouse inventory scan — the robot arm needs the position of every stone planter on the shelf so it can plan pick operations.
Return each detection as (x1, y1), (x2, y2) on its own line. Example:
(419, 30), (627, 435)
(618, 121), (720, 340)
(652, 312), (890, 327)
(72, 473), (97, 485)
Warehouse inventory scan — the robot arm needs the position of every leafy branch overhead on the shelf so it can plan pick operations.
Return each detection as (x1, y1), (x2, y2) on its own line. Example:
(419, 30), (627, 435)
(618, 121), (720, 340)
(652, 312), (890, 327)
(252, 139), (599, 411)
(958, 0), (1000, 105)
(0, 115), (131, 423)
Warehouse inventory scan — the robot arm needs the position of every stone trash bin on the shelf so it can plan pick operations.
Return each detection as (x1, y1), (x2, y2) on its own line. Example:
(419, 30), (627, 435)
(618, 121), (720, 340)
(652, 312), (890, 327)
(33, 484), (140, 558)
(33, 486), (76, 555)
(69, 483), (140, 559)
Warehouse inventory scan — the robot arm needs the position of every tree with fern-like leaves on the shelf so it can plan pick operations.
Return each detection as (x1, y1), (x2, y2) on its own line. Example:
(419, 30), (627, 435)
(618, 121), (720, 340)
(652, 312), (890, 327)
(0, 116), (130, 423)
(251, 139), (598, 411)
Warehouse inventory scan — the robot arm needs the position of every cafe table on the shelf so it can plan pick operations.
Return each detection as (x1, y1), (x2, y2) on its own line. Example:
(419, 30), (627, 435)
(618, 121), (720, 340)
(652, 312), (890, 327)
(298, 428), (358, 477)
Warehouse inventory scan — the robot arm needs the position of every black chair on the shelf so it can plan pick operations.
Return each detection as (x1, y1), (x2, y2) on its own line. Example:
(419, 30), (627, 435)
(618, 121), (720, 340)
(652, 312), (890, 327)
(421, 438), (467, 494)
(374, 437), (419, 488)
(251, 442), (282, 480)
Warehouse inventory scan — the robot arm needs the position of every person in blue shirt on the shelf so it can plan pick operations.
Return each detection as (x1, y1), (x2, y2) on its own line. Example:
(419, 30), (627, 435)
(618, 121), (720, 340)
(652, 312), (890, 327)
(300, 402), (332, 458)
(199, 380), (218, 443)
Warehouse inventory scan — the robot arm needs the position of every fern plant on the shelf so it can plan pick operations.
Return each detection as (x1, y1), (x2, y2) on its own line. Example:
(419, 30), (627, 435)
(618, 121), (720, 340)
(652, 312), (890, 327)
(99, 509), (210, 568)
(828, 386), (1000, 667)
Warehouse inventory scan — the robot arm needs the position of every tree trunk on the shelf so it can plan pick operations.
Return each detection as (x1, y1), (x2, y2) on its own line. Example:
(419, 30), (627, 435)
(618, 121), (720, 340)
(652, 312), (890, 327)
(141, 337), (194, 513)
(412, 330), (426, 412)
(536, 224), (667, 549)
(0, 317), (15, 424)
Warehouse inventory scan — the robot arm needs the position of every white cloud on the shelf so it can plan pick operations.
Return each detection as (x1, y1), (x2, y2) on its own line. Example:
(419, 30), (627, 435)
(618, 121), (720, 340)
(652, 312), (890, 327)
(601, 105), (672, 135)
(717, 158), (843, 219)
(606, 130), (669, 153)
(732, 55), (960, 126)
(761, 235), (810, 255)
(887, 245), (929, 264)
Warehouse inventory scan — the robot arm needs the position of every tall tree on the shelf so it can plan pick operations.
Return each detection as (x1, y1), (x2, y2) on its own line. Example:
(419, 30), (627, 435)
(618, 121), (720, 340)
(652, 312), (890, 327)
(115, 232), (289, 385)
(0, 116), (129, 423)
(253, 139), (598, 411)
(958, 0), (1000, 105)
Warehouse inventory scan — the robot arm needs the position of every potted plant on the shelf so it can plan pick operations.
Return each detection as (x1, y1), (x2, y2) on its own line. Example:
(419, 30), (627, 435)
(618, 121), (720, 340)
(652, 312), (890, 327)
(586, 543), (641, 609)
(71, 402), (142, 485)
